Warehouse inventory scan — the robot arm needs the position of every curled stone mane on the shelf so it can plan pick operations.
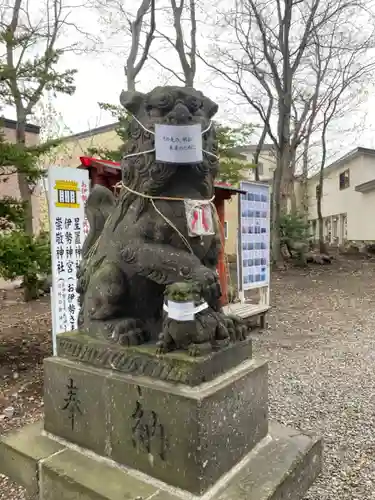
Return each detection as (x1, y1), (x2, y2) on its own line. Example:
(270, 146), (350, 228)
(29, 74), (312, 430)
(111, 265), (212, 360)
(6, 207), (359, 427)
(118, 119), (178, 222)
(116, 86), (220, 223)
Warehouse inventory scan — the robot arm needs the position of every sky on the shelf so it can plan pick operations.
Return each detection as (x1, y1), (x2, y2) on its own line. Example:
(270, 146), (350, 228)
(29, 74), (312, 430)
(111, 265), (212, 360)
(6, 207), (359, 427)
(3, 0), (375, 162)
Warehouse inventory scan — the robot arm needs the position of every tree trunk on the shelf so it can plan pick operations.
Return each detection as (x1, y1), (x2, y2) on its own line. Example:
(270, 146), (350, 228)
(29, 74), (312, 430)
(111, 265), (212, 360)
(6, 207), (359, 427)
(317, 168), (326, 254)
(271, 152), (285, 264)
(253, 149), (260, 182)
(301, 137), (310, 222)
(126, 73), (136, 92)
(16, 116), (38, 300)
(23, 273), (40, 302)
(289, 183), (297, 214)
(16, 118), (33, 235)
(289, 149), (297, 214)
(318, 125), (328, 254)
(253, 122), (268, 182)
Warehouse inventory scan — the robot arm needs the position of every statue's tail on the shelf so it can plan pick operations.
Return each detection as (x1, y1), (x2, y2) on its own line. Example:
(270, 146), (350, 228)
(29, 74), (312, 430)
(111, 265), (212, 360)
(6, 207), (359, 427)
(81, 184), (116, 259)
(77, 185), (116, 307)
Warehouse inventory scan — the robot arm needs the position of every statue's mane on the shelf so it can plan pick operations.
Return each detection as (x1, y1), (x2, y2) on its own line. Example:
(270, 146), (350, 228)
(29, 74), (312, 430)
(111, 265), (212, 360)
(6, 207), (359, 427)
(114, 115), (219, 224)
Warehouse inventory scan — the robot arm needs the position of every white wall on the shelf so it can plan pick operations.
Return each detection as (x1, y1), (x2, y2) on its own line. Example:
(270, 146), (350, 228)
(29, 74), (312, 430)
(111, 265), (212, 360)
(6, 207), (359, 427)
(242, 150), (276, 181)
(307, 153), (375, 241)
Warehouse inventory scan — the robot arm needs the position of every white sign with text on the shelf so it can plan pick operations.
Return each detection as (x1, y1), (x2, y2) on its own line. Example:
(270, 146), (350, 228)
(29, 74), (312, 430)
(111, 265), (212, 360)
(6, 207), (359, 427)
(154, 123), (203, 164)
(48, 166), (90, 353)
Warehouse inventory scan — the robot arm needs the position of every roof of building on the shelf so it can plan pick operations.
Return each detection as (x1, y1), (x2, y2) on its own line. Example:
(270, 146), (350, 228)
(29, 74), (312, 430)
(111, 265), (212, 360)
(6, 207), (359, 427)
(310, 147), (375, 180)
(62, 122), (119, 142)
(230, 144), (275, 154)
(1, 117), (40, 135)
(61, 122), (275, 158)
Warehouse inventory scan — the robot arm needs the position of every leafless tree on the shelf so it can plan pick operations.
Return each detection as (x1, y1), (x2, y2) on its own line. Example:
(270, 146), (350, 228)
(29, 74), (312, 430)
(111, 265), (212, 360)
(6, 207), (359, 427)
(0, 0), (94, 234)
(291, 9), (375, 252)
(92, 0), (156, 91)
(253, 105), (272, 181)
(206, 0), (375, 262)
(124, 0), (156, 91)
(150, 0), (197, 87)
(315, 70), (375, 252)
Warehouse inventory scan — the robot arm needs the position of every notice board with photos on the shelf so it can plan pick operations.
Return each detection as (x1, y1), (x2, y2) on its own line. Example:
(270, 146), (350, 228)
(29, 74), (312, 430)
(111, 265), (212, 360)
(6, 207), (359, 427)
(237, 181), (271, 293)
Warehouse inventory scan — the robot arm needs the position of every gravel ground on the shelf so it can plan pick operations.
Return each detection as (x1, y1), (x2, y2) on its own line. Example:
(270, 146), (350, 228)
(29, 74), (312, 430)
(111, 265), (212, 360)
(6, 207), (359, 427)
(1, 258), (375, 499)
(253, 258), (375, 500)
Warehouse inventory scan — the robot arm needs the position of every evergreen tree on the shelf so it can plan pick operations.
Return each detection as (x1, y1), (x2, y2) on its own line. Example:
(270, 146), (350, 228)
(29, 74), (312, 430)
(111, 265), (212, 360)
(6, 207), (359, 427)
(0, 130), (54, 299)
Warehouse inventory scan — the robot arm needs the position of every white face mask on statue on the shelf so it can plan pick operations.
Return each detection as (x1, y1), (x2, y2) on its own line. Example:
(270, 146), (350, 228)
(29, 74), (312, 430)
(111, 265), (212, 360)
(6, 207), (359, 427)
(123, 115), (218, 163)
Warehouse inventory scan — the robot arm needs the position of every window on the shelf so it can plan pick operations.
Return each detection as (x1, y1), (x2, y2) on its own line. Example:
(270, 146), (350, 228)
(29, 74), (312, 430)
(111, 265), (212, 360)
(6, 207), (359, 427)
(332, 216), (338, 242)
(224, 221), (228, 240)
(252, 158), (264, 176)
(339, 169), (350, 190)
(257, 162), (264, 176)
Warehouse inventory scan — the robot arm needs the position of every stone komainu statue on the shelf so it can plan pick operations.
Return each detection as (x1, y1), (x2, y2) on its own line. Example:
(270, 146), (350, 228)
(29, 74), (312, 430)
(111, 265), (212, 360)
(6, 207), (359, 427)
(77, 86), (247, 353)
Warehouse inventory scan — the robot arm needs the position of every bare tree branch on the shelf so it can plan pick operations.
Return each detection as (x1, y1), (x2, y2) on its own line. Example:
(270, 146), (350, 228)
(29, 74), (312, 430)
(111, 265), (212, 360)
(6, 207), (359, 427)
(169, 0), (196, 86)
(204, 0), (375, 262)
(125, 0), (156, 91)
(0, 0), (88, 234)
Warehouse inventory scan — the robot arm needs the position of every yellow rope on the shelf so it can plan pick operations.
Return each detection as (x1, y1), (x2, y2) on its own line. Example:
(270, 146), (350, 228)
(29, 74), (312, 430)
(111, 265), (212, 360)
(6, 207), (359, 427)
(114, 181), (215, 203)
(85, 181), (232, 299)
(150, 199), (194, 254)
(116, 181), (215, 254)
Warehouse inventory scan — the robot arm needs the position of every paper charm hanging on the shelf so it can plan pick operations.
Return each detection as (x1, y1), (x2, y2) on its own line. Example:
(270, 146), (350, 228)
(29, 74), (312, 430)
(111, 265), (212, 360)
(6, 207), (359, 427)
(184, 199), (215, 237)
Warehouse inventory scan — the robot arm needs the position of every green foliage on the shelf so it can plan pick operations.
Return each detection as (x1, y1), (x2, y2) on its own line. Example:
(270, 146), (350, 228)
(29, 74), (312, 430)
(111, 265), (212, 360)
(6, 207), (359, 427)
(0, 39), (77, 107)
(0, 129), (60, 183)
(216, 122), (255, 185)
(216, 122), (253, 151)
(279, 213), (310, 247)
(0, 131), (56, 299)
(0, 196), (26, 230)
(0, 230), (51, 282)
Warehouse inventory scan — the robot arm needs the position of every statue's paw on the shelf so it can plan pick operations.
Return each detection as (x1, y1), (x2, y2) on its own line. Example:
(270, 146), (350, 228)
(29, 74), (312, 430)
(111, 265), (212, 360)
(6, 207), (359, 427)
(156, 332), (169, 354)
(188, 342), (213, 357)
(212, 338), (230, 350)
(156, 340), (168, 354)
(223, 314), (248, 342)
(111, 319), (148, 346)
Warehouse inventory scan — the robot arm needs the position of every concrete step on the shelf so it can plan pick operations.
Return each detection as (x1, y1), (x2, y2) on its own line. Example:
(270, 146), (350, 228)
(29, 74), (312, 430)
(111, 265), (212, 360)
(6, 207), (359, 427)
(0, 421), (321, 500)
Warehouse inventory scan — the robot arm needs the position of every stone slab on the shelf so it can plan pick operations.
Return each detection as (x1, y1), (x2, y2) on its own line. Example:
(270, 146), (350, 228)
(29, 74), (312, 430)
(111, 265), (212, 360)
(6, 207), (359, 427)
(41, 449), (158, 500)
(0, 421), (322, 500)
(216, 423), (322, 500)
(43, 356), (268, 495)
(56, 331), (252, 386)
(0, 421), (65, 497)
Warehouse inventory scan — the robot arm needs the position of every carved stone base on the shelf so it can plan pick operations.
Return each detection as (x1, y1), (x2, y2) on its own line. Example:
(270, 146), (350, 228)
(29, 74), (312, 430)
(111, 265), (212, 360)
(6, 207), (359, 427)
(56, 331), (252, 386)
(44, 356), (268, 495)
(0, 421), (322, 500)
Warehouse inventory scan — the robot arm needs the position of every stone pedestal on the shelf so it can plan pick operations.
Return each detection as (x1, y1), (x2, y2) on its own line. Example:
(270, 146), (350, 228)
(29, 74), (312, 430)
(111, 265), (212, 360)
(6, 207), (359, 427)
(44, 356), (268, 494)
(0, 331), (322, 499)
